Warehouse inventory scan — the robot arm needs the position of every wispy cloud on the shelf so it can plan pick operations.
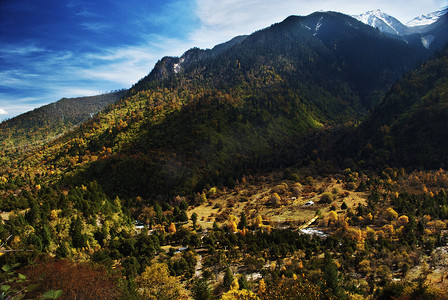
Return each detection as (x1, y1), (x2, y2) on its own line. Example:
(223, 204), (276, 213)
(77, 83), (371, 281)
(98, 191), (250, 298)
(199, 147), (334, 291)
(0, 0), (200, 119)
(0, 108), (7, 115)
(0, 34), (192, 118)
(0, 45), (46, 55)
(80, 22), (110, 32)
(80, 34), (192, 85)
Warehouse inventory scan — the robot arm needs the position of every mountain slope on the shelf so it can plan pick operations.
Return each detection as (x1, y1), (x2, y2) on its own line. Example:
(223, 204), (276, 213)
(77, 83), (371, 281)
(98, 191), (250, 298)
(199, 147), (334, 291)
(0, 90), (125, 151)
(420, 12), (448, 50)
(355, 46), (448, 168)
(2, 11), (445, 199)
(139, 11), (431, 107)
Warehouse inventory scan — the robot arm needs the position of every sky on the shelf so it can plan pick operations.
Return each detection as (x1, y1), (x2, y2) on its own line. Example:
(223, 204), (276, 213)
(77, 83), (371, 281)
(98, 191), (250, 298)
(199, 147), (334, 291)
(1, 0), (447, 121)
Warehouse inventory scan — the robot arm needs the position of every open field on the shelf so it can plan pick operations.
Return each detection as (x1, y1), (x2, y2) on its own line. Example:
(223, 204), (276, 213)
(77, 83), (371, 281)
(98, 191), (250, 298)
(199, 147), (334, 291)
(187, 174), (368, 229)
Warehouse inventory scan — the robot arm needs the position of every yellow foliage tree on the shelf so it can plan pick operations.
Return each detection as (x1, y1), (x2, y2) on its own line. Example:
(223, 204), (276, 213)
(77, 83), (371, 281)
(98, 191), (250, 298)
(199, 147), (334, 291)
(269, 193), (281, 206)
(221, 289), (259, 300)
(385, 207), (398, 221)
(359, 259), (371, 274)
(382, 224), (395, 236)
(230, 278), (239, 291)
(327, 211), (338, 226)
(228, 214), (238, 223)
(136, 263), (188, 300)
(398, 215), (409, 226)
(258, 279), (266, 295)
(228, 221), (238, 233)
(209, 187), (217, 196)
(49, 210), (58, 220)
(254, 216), (263, 227)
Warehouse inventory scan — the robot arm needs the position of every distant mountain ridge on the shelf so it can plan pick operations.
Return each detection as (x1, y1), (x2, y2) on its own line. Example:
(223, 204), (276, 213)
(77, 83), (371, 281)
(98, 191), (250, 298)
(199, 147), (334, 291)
(353, 9), (448, 50)
(353, 8), (447, 33)
(407, 9), (448, 27)
(0, 90), (126, 150)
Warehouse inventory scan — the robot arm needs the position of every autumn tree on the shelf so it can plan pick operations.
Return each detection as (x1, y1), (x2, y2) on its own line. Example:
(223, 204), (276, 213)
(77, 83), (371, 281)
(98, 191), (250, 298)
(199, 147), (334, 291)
(168, 222), (177, 233)
(269, 193), (281, 207)
(398, 215), (409, 226)
(385, 207), (398, 221)
(136, 263), (188, 300)
(22, 258), (123, 299)
(221, 289), (259, 299)
(320, 192), (334, 204)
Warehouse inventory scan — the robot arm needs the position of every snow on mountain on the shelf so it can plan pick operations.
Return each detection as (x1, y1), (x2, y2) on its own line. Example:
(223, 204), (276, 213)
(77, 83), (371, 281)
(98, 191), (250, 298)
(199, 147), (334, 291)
(353, 9), (409, 36)
(406, 9), (446, 27)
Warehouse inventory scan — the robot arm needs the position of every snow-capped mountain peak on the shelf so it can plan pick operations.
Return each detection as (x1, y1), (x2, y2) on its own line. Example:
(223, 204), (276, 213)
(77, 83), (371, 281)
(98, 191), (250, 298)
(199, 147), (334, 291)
(353, 9), (408, 36)
(354, 9), (383, 25)
(406, 9), (447, 27)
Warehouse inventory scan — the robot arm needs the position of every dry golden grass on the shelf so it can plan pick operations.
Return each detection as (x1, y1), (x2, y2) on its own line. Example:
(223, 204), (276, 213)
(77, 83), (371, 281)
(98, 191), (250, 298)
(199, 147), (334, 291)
(187, 175), (368, 229)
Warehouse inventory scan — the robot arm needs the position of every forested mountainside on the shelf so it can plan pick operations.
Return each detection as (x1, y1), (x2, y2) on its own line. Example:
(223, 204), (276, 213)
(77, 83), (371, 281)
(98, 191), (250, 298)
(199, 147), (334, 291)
(292, 45), (448, 172)
(2, 11), (440, 200)
(0, 90), (126, 151)
(137, 12), (434, 108)
(355, 46), (448, 168)
(1, 10), (448, 300)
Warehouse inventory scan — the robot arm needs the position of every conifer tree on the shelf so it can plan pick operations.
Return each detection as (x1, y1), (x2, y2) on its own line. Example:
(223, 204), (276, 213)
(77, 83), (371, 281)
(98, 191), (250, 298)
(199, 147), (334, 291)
(223, 267), (234, 291)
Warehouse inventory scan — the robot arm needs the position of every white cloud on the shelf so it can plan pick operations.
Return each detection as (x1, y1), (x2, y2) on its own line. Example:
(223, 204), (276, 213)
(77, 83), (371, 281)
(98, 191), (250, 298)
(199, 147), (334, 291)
(0, 108), (8, 115)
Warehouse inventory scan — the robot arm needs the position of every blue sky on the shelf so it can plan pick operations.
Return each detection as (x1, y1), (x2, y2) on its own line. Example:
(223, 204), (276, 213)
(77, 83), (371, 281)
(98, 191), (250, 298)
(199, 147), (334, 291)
(1, 0), (447, 120)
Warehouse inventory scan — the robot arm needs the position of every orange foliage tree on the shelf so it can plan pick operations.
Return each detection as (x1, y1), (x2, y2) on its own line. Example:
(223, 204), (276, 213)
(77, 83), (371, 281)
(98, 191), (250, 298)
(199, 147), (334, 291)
(21, 258), (123, 299)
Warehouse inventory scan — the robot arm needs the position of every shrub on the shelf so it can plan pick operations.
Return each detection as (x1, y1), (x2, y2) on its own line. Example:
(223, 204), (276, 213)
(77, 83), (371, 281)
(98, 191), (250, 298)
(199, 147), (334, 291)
(320, 192), (334, 203)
